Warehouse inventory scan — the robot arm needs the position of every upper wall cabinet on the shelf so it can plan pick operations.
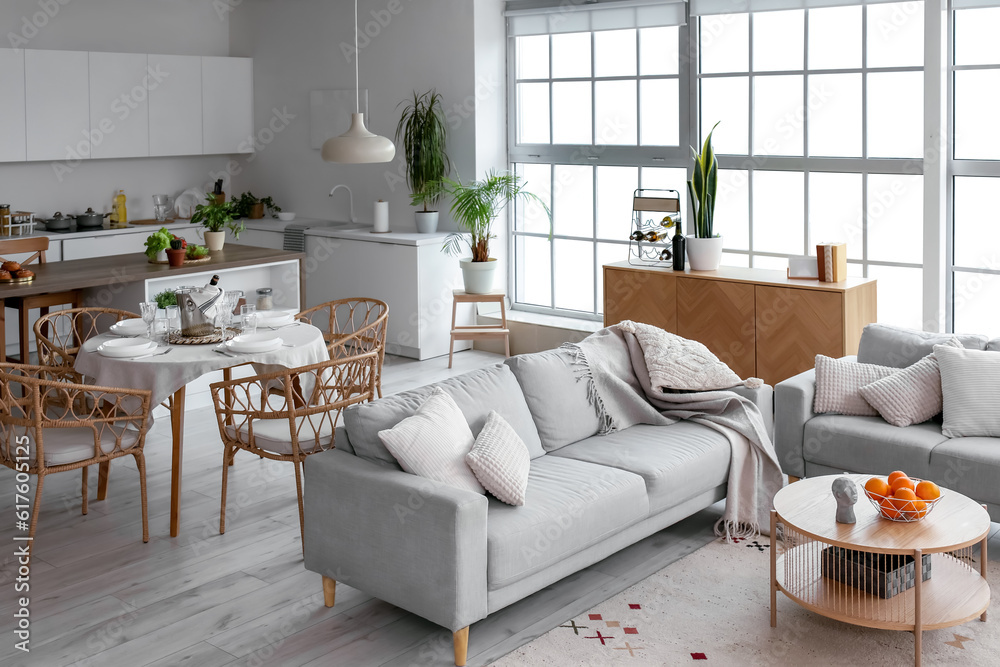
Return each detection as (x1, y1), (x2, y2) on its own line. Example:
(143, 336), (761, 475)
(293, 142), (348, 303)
(0, 50), (26, 162)
(25, 50), (90, 162)
(202, 56), (254, 155)
(89, 52), (150, 160)
(148, 54), (203, 157)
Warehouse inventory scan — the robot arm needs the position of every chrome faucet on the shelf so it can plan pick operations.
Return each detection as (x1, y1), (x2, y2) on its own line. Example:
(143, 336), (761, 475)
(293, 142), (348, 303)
(328, 184), (356, 223)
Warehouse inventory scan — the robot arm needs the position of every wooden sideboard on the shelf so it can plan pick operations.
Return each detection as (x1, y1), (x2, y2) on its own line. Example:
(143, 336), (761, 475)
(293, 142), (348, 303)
(603, 261), (877, 386)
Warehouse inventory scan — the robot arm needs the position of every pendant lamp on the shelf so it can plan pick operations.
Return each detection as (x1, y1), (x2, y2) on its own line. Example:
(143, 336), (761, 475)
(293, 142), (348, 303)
(321, 0), (396, 164)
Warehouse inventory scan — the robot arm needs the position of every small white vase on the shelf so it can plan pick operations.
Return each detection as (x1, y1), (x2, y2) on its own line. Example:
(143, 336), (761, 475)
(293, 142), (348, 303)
(460, 258), (498, 294)
(204, 230), (226, 252)
(415, 211), (439, 234)
(686, 235), (724, 271)
(155, 250), (168, 263)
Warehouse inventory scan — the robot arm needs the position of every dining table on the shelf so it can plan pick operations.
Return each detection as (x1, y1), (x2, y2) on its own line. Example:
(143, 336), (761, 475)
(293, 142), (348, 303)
(74, 321), (329, 537)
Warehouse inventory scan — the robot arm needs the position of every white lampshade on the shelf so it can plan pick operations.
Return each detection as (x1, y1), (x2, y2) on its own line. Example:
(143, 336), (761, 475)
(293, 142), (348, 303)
(321, 113), (396, 164)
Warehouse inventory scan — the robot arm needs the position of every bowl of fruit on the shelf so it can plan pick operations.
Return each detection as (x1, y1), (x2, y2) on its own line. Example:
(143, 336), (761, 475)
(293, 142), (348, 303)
(863, 471), (943, 522)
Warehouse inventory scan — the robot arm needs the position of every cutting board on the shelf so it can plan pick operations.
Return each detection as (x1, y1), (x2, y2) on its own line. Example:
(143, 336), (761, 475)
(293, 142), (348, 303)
(130, 218), (176, 225)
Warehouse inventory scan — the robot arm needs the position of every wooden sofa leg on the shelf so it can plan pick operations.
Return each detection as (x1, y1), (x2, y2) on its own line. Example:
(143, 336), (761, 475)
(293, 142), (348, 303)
(322, 576), (336, 607)
(788, 475), (800, 484)
(453, 626), (469, 666)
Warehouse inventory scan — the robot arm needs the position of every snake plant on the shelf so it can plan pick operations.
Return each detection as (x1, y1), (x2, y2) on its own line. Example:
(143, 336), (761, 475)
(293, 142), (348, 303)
(688, 122), (720, 239)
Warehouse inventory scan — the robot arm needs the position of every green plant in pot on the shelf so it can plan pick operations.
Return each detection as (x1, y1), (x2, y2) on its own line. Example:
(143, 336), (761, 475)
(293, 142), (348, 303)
(440, 170), (550, 294)
(686, 122), (724, 271)
(191, 194), (242, 252)
(395, 90), (451, 233)
(144, 227), (175, 262)
(231, 192), (280, 220)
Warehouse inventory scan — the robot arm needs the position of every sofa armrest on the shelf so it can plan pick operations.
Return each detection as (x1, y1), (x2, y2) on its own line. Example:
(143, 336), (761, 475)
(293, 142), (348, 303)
(774, 368), (817, 478)
(303, 449), (488, 632)
(730, 384), (774, 440)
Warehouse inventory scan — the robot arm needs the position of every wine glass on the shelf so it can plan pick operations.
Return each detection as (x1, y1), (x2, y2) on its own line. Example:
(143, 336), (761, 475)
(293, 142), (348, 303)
(139, 301), (157, 340)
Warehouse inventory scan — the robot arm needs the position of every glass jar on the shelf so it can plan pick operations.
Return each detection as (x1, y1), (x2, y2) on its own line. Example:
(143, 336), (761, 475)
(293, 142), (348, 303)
(256, 287), (273, 311)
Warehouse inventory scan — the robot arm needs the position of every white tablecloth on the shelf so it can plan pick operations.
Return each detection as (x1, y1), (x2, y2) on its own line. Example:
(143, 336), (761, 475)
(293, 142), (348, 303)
(75, 324), (330, 406)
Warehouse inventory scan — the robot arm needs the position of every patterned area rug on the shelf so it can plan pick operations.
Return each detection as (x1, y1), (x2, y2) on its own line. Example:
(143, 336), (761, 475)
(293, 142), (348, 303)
(493, 536), (998, 666)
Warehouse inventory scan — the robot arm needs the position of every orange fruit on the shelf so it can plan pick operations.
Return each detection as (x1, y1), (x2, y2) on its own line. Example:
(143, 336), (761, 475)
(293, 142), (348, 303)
(887, 470), (909, 486)
(890, 476), (916, 495)
(894, 488), (918, 501)
(864, 477), (891, 500)
(915, 480), (941, 501)
(880, 497), (901, 519)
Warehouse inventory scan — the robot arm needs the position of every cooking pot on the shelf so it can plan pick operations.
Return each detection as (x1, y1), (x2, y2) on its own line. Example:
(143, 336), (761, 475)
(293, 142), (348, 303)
(74, 208), (111, 228)
(43, 212), (74, 231)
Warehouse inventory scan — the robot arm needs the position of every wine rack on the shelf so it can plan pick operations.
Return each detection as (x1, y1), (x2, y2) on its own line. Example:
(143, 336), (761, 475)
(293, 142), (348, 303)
(628, 188), (681, 267)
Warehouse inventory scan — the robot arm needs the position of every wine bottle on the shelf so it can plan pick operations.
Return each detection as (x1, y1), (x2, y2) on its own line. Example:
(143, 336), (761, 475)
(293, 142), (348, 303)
(658, 248), (673, 262)
(672, 228), (686, 271)
(209, 274), (220, 287)
(643, 229), (668, 243)
(629, 230), (645, 242)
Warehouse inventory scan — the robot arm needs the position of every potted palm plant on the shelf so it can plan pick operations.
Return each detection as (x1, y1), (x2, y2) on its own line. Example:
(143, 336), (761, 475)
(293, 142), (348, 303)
(190, 194), (242, 252)
(686, 122), (723, 271)
(395, 90), (450, 233)
(440, 170), (549, 294)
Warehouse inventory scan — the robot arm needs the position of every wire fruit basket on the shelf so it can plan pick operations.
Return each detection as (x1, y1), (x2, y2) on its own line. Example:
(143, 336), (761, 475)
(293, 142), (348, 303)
(864, 477), (944, 522)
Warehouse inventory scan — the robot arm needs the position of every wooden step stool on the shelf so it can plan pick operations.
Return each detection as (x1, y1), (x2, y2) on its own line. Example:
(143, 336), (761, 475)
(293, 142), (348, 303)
(449, 290), (510, 369)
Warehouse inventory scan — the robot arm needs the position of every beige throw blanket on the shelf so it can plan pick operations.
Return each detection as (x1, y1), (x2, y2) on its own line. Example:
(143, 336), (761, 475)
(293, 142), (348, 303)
(563, 322), (783, 541)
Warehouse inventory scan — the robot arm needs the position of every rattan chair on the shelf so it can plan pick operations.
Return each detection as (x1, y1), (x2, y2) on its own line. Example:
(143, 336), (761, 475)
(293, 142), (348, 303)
(0, 363), (153, 558)
(210, 351), (379, 545)
(34, 307), (140, 369)
(295, 298), (388, 397)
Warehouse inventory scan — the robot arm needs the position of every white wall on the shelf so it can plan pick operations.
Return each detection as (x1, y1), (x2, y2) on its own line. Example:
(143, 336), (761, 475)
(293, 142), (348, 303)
(0, 0), (234, 220)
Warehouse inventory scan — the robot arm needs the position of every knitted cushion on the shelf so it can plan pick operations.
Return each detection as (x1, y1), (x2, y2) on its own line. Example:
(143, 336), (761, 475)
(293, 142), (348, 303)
(937, 345), (1000, 438)
(466, 411), (530, 506)
(859, 355), (944, 427)
(813, 355), (897, 416)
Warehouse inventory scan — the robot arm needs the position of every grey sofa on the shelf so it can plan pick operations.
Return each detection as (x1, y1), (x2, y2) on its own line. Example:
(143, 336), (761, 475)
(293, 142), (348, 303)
(775, 323), (1000, 522)
(303, 350), (773, 666)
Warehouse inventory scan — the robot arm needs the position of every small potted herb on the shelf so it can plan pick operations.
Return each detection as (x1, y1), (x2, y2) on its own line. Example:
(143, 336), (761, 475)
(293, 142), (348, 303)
(185, 244), (210, 260)
(153, 289), (178, 309)
(191, 194), (242, 251)
(231, 192), (281, 219)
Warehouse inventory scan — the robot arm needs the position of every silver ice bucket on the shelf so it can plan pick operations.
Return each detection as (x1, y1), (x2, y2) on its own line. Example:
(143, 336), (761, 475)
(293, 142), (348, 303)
(176, 286), (223, 337)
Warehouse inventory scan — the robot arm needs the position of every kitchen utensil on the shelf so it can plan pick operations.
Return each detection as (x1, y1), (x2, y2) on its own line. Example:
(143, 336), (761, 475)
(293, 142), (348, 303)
(153, 194), (173, 222)
(128, 348), (173, 361)
(75, 208), (110, 228)
(110, 318), (149, 337)
(174, 188), (203, 219)
(43, 212), (74, 231)
(277, 212), (296, 221)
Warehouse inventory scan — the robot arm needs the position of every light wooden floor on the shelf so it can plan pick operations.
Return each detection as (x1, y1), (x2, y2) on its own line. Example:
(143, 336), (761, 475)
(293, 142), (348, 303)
(1, 349), (997, 667)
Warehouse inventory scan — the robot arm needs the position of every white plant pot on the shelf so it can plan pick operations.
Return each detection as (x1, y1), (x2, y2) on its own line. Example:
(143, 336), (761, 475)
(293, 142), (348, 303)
(415, 211), (439, 234)
(204, 230), (226, 252)
(155, 250), (168, 263)
(686, 235), (724, 271)
(460, 258), (498, 294)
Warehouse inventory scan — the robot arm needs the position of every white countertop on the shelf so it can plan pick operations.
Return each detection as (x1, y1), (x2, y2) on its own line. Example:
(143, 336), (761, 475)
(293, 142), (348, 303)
(303, 226), (452, 247)
(239, 217), (360, 233)
(24, 220), (194, 241)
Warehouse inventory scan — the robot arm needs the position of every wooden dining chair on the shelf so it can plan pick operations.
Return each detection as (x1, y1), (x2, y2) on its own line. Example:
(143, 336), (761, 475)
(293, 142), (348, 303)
(0, 237), (82, 364)
(209, 351), (379, 546)
(295, 298), (388, 397)
(0, 363), (153, 559)
(34, 307), (140, 368)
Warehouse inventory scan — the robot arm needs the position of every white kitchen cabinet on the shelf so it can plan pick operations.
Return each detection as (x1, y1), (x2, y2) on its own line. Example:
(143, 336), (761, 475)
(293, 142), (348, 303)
(88, 52), (150, 160)
(148, 54), (203, 157)
(25, 50), (90, 163)
(202, 56), (254, 155)
(0, 49), (26, 162)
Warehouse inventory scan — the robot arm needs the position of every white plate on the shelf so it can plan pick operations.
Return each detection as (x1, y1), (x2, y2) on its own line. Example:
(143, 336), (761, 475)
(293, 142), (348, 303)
(257, 311), (294, 328)
(225, 333), (283, 353)
(98, 338), (156, 358)
(110, 318), (148, 336)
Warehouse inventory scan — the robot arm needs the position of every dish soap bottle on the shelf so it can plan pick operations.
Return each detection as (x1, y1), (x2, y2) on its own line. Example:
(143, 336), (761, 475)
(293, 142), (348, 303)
(115, 189), (128, 227)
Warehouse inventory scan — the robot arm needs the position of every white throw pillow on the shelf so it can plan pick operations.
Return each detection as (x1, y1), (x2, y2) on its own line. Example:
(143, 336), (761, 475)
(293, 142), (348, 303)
(465, 411), (530, 506)
(813, 355), (897, 416)
(936, 345), (1000, 438)
(378, 387), (485, 494)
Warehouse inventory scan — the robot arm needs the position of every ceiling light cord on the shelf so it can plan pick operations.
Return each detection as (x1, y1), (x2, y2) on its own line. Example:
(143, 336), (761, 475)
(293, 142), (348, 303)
(354, 0), (359, 115)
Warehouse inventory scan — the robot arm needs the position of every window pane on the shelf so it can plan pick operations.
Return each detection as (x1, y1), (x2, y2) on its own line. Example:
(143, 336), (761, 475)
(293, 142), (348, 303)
(955, 70), (1000, 160)
(594, 29), (636, 77)
(753, 10), (804, 72)
(809, 172), (863, 259)
(552, 82), (592, 144)
(554, 239), (594, 312)
(640, 26), (679, 76)
(867, 2), (924, 69)
(753, 170), (804, 255)
(955, 8), (1000, 66)
(641, 167), (688, 224)
(701, 14), (749, 74)
(753, 255), (791, 270)
(867, 174), (922, 264)
(596, 166), (638, 240)
(808, 73), (862, 158)
(517, 83), (550, 144)
(597, 242), (628, 314)
(954, 177), (1000, 270)
(701, 76), (749, 154)
(716, 169), (750, 250)
(808, 5), (862, 70)
(517, 35), (549, 79)
(515, 235), (551, 307)
(868, 265), (923, 330)
(640, 79), (679, 146)
(866, 72), (922, 158)
(515, 163), (551, 234)
(722, 252), (750, 267)
(552, 32), (591, 78)
(553, 165), (593, 237)
(753, 75), (803, 156)
(595, 80), (637, 145)
(954, 272), (1000, 336)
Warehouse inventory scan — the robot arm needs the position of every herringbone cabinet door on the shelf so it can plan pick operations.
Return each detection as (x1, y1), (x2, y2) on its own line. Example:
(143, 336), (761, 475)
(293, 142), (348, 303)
(756, 286), (843, 384)
(677, 277), (756, 379)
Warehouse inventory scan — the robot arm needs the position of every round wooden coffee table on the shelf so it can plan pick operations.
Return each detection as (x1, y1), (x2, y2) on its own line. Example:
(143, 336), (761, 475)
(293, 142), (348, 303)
(770, 474), (990, 667)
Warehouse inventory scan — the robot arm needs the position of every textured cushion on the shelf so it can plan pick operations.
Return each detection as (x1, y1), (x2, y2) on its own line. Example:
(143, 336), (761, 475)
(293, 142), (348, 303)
(485, 456), (648, 589)
(620, 320), (748, 391)
(803, 415), (948, 479)
(22, 426), (141, 467)
(937, 345), (1000, 438)
(813, 355), (896, 416)
(858, 340), (962, 427)
(928, 437), (1000, 506)
(345, 364), (545, 467)
(504, 349), (602, 452)
(551, 421), (731, 514)
(857, 323), (988, 368)
(988, 338), (1000, 352)
(466, 412), (530, 506)
(377, 388), (485, 494)
(225, 415), (335, 455)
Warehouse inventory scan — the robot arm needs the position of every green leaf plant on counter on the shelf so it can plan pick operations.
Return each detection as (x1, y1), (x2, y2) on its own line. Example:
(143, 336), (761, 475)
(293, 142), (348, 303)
(191, 194), (245, 240)
(144, 227), (175, 259)
(153, 289), (177, 310)
(687, 121), (720, 239)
